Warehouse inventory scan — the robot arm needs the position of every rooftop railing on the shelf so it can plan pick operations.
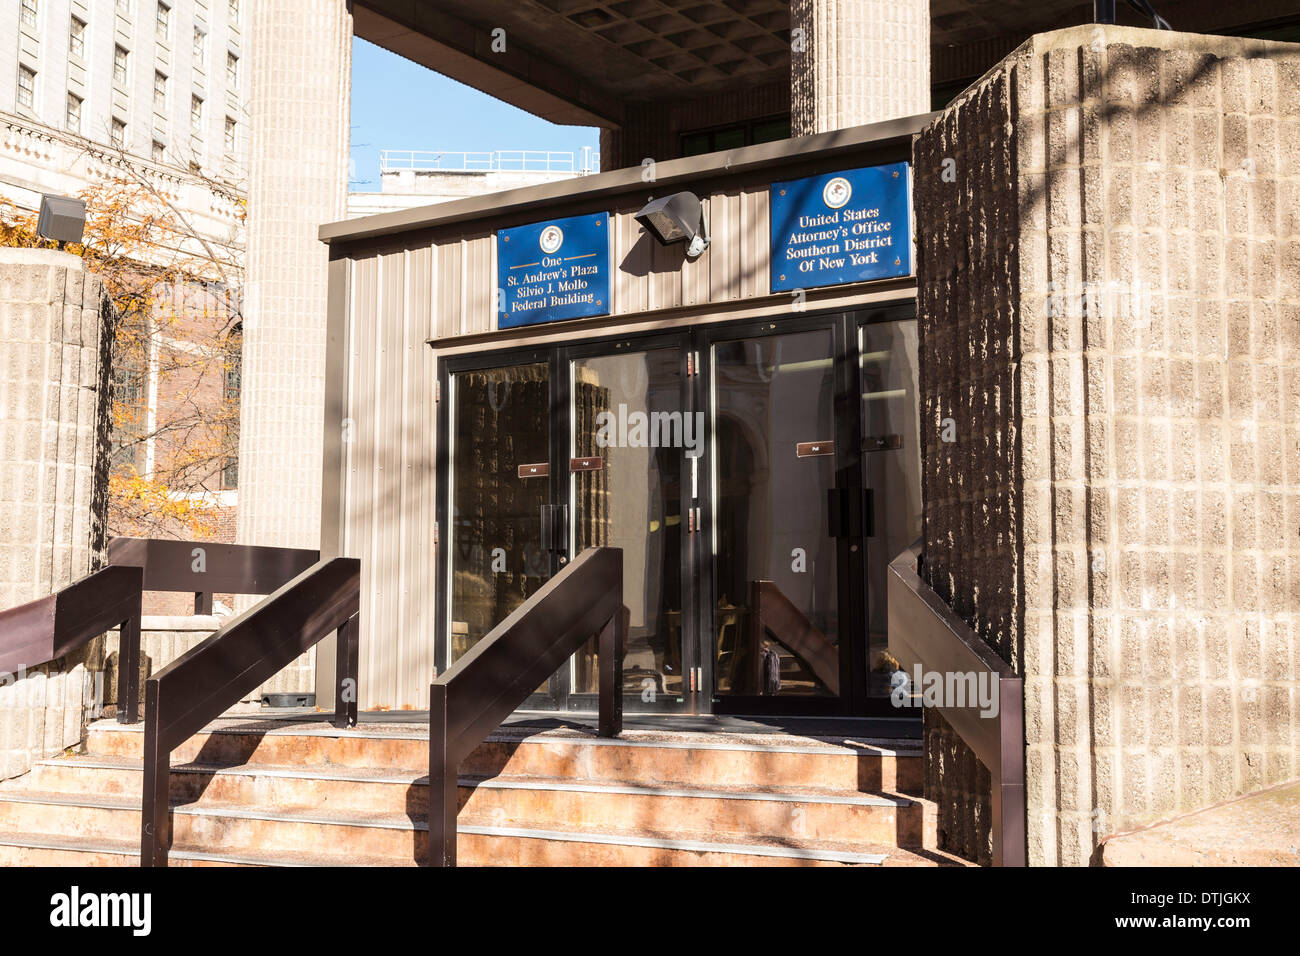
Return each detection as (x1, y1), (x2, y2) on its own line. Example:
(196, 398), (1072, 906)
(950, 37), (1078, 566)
(380, 148), (599, 174)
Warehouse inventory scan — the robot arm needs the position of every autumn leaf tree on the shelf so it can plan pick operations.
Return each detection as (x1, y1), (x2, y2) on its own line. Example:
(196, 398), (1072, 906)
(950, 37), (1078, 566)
(0, 149), (245, 539)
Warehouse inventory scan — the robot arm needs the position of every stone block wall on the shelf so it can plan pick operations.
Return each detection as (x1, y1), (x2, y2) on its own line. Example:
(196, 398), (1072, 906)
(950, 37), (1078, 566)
(913, 26), (1300, 865)
(791, 0), (931, 135)
(103, 616), (223, 709)
(0, 248), (112, 780)
(239, 0), (353, 695)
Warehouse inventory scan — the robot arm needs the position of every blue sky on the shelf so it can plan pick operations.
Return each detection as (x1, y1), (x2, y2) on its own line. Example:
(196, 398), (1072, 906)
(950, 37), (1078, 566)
(349, 38), (601, 190)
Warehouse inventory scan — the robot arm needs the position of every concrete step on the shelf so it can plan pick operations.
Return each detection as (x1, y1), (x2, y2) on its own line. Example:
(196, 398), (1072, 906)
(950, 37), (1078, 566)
(37, 754), (925, 845)
(0, 790), (424, 863)
(0, 717), (940, 867)
(83, 719), (923, 795)
(15, 756), (927, 846)
(0, 818), (969, 868)
(0, 830), (404, 867)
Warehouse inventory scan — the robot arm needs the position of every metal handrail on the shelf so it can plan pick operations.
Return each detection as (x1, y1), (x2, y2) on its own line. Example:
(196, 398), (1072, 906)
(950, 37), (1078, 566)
(743, 580), (841, 696)
(108, 536), (320, 614)
(139, 557), (361, 866)
(0, 565), (144, 723)
(887, 543), (1026, 866)
(428, 546), (624, 867)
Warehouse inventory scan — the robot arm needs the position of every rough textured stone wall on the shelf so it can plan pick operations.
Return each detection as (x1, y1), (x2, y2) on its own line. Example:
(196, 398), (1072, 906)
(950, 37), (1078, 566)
(240, 0), (352, 693)
(914, 26), (1300, 865)
(791, 0), (931, 135)
(913, 48), (1022, 864)
(0, 248), (111, 780)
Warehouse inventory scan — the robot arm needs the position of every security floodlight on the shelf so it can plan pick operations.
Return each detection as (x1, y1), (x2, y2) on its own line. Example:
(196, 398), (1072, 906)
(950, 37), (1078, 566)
(37, 194), (87, 246)
(634, 191), (710, 259)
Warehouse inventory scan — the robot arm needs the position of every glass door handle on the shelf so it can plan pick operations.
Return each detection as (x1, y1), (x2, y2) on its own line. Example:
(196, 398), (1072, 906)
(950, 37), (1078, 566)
(862, 433), (902, 452)
(827, 488), (874, 538)
(539, 504), (569, 554)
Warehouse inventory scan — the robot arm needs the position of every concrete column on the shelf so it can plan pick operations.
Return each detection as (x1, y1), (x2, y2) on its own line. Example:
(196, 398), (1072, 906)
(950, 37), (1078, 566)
(0, 248), (111, 779)
(913, 26), (1300, 865)
(240, 0), (352, 692)
(790, 0), (930, 135)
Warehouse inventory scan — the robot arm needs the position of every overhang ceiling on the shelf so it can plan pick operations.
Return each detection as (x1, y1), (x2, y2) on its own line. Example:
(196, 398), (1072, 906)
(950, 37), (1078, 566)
(353, 0), (1300, 126)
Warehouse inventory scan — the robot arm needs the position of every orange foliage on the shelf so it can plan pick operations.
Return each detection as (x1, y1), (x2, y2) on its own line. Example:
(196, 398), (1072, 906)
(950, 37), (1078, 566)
(1, 170), (244, 540)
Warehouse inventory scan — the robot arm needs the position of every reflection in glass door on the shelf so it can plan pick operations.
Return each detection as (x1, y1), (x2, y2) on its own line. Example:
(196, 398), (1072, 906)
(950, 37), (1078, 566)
(567, 343), (689, 711)
(436, 306), (920, 718)
(859, 319), (922, 699)
(444, 361), (554, 669)
(708, 326), (843, 706)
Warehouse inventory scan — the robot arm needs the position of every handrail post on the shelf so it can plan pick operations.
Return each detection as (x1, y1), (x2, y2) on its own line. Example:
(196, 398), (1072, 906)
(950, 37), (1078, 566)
(597, 603), (624, 739)
(994, 675), (1026, 867)
(428, 682), (458, 867)
(333, 612), (359, 729)
(140, 679), (170, 866)
(117, 588), (143, 725)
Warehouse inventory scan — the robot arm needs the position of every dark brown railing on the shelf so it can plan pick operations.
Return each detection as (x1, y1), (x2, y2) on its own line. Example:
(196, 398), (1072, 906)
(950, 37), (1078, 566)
(744, 580), (841, 696)
(140, 557), (360, 866)
(429, 546), (624, 867)
(0, 565), (144, 723)
(108, 536), (319, 614)
(887, 543), (1026, 867)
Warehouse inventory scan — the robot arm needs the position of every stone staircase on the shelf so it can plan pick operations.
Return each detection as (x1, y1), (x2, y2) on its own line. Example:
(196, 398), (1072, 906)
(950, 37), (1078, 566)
(0, 716), (969, 866)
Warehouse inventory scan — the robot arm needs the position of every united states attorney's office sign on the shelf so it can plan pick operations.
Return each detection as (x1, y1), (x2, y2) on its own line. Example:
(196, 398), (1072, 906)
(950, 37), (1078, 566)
(770, 162), (912, 292)
(497, 212), (612, 329)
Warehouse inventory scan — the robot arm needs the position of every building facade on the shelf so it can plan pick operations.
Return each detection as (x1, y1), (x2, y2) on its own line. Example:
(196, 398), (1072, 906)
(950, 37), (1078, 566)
(2, 0), (248, 231)
(224, 1), (1300, 866)
(1, 0), (250, 557)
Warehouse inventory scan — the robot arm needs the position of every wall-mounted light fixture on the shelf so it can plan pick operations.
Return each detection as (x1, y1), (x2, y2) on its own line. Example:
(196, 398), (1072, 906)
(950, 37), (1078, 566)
(37, 194), (87, 247)
(634, 191), (710, 259)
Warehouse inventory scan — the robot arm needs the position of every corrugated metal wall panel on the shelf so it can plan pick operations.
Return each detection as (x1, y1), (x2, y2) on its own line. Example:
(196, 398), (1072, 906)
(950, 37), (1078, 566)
(371, 250), (405, 708)
(742, 188), (771, 300)
(346, 256), (379, 706)
(400, 245), (436, 706)
(612, 202), (651, 317)
(707, 188), (743, 303)
(464, 235), (495, 334)
(435, 242), (460, 339)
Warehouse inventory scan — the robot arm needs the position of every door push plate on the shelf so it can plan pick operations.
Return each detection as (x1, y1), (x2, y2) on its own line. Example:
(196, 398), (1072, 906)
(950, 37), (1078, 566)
(518, 462), (549, 479)
(569, 456), (604, 472)
(796, 440), (835, 458)
(827, 487), (874, 538)
(862, 433), (903, 452)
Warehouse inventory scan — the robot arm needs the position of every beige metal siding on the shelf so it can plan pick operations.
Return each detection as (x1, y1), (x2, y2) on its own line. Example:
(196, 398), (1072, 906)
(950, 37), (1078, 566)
(333, 181), (895, 709)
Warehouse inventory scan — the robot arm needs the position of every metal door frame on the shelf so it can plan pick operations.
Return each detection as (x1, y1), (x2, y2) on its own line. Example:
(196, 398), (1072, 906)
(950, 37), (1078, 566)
(434, 300), (917, 717)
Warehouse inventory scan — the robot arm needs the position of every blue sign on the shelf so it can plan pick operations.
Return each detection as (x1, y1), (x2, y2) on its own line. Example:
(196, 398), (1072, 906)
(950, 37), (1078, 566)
(497, 212), (611, 328)
(770, 162), (912, 292)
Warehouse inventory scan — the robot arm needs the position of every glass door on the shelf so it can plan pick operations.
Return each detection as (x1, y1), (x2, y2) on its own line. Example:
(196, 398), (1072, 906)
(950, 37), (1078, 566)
(701, 318), (854, 715)
(562, 334), (695, 713)
(438, 349), (563, 707)
(434, 306), (919, 719)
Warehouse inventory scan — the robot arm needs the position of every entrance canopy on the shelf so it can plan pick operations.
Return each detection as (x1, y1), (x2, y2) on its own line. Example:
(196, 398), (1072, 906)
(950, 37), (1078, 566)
(351, 0), (1297, 159)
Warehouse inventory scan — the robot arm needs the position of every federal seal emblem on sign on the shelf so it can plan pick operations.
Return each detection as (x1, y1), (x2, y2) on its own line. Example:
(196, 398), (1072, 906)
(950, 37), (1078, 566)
(822, 176), (851, 209)
(539, 225), (564, 254)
